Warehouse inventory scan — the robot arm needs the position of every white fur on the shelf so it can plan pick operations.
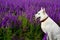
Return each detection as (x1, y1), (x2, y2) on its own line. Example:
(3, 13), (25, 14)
(35, 7), (60, 40)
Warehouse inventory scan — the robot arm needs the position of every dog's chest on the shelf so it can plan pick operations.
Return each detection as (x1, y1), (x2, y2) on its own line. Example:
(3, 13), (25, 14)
(41, 17), (53, 33)
(41, 22), (48, 33)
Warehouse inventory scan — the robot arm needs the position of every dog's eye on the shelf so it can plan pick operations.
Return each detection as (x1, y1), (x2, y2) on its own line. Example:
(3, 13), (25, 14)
(38, 13), (40, 15)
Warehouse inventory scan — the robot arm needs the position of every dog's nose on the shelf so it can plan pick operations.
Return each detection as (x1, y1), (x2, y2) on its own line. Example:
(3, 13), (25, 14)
(32, 15), (36, 22)
(35, 14), (37, 19)
(33, 15), (36, 20)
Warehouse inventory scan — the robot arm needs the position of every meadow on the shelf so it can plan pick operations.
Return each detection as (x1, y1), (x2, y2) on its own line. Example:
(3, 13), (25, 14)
(0, 0), (60, 40)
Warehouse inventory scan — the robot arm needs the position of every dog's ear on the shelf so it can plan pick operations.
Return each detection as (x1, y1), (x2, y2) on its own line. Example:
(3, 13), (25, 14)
(41, 7), (46, 14)
(41, 7), (45, 11)
(41, 7), (43, 10)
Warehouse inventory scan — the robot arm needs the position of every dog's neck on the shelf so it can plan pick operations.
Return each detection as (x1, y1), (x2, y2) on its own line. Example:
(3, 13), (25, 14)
(40, 17), (48, 22)
(40, 13), (48, 22)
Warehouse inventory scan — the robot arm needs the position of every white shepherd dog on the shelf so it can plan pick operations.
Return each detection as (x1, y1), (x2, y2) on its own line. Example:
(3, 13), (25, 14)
(35, 7), (60, 40)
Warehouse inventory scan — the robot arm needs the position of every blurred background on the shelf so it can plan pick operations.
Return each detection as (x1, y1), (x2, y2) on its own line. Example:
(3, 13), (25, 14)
(0, 0), (60, 40)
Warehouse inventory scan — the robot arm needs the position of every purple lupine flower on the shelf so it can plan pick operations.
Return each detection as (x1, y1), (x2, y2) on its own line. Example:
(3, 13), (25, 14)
(43, 33), (48, 40)
(1, 16), (9, 26)
(0, 0), (60, 26)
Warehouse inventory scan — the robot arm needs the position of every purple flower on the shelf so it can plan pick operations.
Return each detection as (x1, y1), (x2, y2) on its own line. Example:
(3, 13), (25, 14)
(43, 33), (48, 40)
(1, 16), (9, 26)
(0, 0), (60, 26)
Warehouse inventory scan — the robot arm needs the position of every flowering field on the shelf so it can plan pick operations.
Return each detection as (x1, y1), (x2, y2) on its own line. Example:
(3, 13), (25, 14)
(0, 0), (60, 40)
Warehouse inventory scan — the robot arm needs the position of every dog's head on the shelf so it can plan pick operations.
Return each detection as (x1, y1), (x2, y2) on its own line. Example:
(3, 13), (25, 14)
(35, 7), (48, 21)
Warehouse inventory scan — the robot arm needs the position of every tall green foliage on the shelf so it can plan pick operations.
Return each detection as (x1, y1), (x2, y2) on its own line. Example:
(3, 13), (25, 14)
(0, 16), (44, 40)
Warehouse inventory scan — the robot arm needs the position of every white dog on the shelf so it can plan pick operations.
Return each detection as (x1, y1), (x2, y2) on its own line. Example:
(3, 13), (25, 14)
(35, 7), (60, 40)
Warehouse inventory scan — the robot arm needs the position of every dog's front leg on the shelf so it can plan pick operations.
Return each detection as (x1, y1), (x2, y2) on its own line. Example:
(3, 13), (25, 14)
(47, 35), (49, 40)
(48, 32), (53, 40)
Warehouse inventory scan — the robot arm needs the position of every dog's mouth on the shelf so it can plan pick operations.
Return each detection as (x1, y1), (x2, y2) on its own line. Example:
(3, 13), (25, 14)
(35, 17), (40, 21)
(33, 16), (40, 22)
(37, 17), (40, 19)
